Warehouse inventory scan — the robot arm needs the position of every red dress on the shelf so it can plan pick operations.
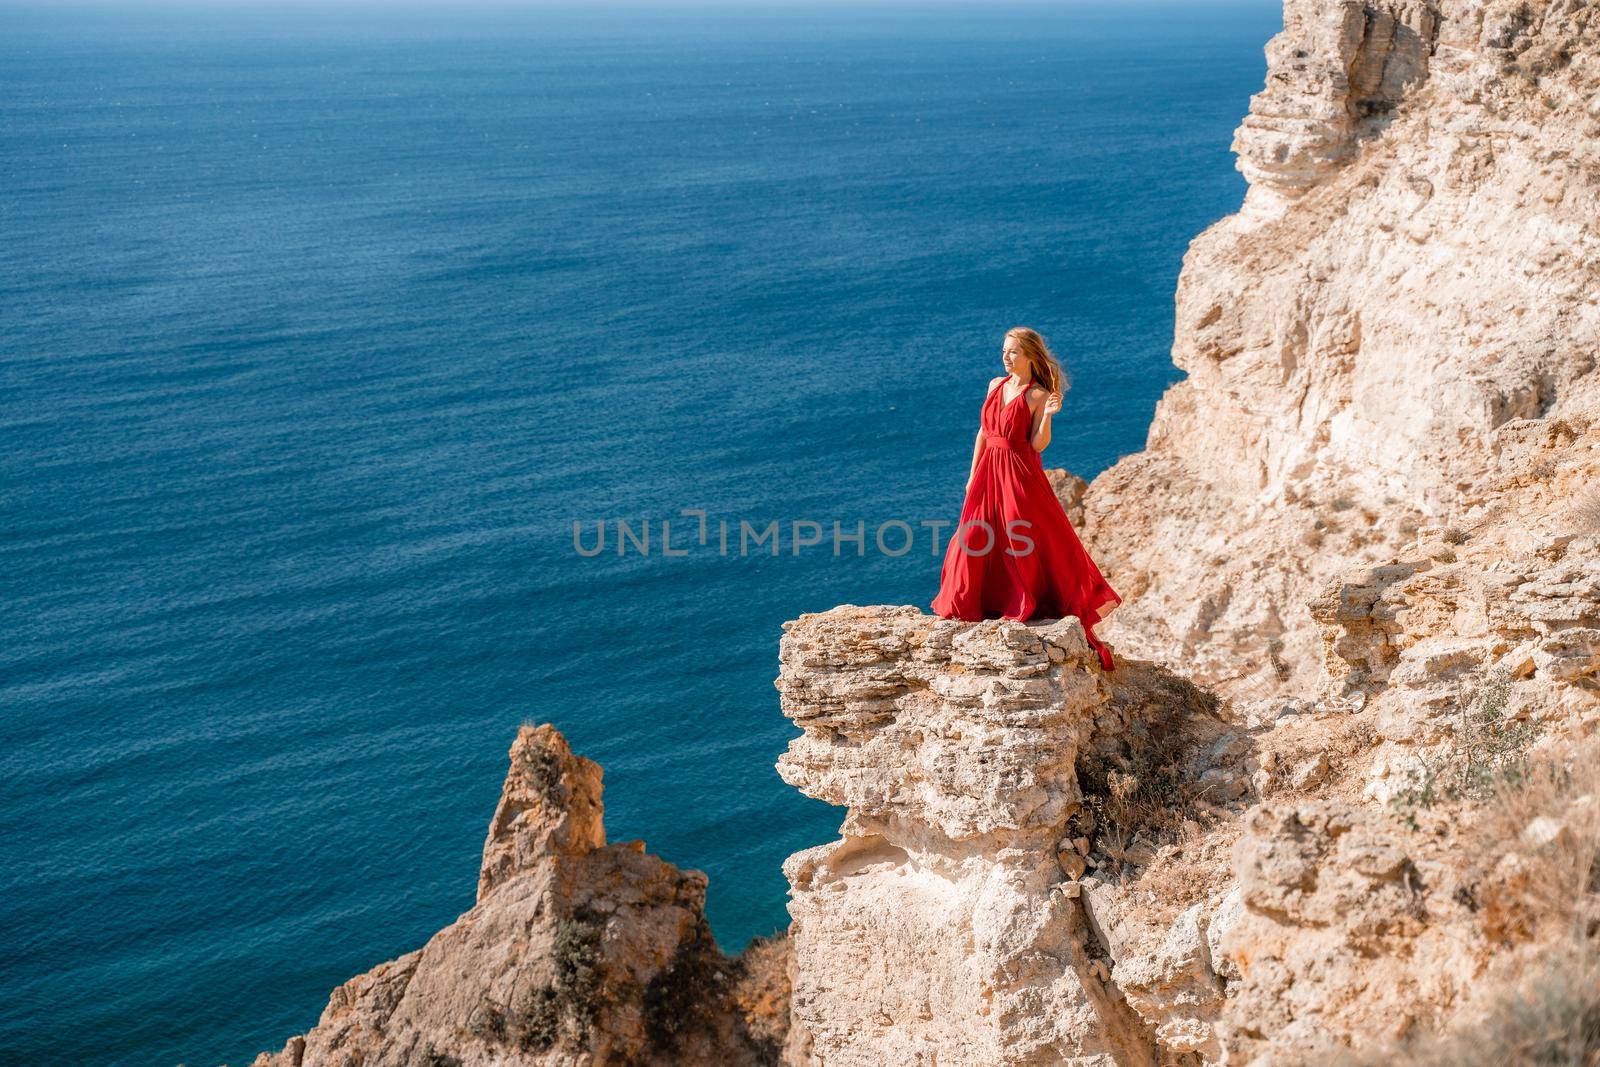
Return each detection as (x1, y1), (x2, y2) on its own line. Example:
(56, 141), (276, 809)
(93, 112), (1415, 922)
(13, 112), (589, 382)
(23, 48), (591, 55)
(931, 378), (1123, 671)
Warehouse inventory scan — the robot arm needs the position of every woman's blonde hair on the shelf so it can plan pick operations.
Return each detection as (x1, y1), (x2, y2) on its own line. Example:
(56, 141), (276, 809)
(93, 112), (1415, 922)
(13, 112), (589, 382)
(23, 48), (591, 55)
(1006, 326), (1068, 396)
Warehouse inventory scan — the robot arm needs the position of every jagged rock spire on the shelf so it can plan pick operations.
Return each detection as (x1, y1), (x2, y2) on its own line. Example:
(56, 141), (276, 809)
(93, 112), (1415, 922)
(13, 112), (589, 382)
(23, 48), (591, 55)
(478, 723), (606, 902)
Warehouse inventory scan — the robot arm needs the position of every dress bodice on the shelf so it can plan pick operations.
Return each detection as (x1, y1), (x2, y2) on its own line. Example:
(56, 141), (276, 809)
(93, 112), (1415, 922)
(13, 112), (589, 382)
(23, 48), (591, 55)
(981, 379), (1036, 452)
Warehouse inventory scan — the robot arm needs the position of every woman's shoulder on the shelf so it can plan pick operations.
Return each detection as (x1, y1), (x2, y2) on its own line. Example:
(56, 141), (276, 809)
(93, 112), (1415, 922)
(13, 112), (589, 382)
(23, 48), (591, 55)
(985, 375), (1007, 394)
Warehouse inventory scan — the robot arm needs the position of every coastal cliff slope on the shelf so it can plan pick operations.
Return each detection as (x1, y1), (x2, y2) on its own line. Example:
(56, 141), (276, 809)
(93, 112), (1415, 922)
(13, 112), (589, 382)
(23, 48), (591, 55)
(776, 0), (1600, 1063)
(1077, 0), (1600, 696)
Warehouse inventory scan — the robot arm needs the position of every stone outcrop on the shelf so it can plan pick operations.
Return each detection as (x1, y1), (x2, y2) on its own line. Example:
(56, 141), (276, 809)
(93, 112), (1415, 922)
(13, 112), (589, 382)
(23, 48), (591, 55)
(775, 606), (1246, 1065)
(244, 725), (788, 1067)
(1303, 407), (1600, 813)
(1233, 0), (1440, 210)
(773, 583), (1600, 1064)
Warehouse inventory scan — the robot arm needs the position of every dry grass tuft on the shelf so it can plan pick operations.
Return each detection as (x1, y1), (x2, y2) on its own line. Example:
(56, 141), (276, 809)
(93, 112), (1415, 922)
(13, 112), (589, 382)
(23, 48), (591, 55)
(1388, 665), (1539, 829)
(1459, 734), (1600, 947)
(1326, 734), (1600, 1067)
(1328, 942), (1600, 1067)
(1077, 669), (1227, 849)
(1122, 820), (1244, 927)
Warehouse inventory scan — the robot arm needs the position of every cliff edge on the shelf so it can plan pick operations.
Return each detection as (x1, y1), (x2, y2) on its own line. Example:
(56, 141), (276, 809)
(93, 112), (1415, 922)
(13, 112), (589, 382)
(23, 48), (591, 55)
(775, 607), (1243, 1065)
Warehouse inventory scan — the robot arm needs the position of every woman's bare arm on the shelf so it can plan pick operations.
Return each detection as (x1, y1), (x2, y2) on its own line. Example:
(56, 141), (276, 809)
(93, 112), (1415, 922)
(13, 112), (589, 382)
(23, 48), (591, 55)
(1029, 386), (1061, 452)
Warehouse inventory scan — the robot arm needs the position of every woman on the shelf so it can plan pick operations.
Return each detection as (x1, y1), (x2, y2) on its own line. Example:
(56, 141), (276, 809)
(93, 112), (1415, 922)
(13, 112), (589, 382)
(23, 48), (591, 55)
(930, 327), (1123, 671)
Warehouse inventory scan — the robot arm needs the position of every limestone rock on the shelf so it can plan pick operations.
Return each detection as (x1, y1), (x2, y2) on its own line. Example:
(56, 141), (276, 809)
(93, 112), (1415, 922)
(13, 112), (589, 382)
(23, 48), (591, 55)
(775, 605), (1239, 1066)
(1233, 0), (1439, 210)
(478, 724), (607, 900)
(1217, 801), (1476, 1064)
(1074, 0), (1600, 697)
(1110, 902), (1225, 1060)
(1046, 468), (1090, 528)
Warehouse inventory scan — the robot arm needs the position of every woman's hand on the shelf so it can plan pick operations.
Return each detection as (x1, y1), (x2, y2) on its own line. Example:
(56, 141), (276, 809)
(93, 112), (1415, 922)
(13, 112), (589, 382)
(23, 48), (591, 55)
(1043, 391), (1062, 417)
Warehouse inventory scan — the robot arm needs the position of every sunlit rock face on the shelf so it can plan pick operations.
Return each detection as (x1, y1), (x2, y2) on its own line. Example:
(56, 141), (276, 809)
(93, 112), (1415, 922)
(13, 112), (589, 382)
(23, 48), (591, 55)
(775, 605), (1241, 1066)
(1234, 0), (1440, 209)
(1074, 0), (1600, 696)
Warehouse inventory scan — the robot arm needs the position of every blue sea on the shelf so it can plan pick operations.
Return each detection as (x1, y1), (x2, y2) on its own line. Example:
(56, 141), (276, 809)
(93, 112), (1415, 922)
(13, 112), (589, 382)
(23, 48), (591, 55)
(0, 2), (1276, 1063)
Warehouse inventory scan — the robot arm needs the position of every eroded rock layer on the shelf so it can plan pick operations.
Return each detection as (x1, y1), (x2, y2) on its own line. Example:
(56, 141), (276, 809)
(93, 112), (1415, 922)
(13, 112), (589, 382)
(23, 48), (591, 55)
(775, 606), (1243, 1066)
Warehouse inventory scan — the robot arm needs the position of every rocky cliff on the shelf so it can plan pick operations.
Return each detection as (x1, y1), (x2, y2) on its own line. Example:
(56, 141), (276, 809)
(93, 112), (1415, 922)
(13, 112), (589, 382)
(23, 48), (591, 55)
(1078, 0), (1600, 696)
(774, 586), (1599, 1065)
(774, 607), (1245, 1065)
(776, 0), (1600, 1063)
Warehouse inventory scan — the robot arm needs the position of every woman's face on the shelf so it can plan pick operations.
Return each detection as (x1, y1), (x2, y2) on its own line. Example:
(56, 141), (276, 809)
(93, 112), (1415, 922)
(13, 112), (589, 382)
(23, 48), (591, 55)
(1002, 336), (1029, 378)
